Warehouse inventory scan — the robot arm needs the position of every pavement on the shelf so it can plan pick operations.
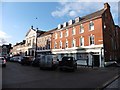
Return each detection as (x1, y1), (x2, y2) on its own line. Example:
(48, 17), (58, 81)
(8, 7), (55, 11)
(98, 63), (120, 90)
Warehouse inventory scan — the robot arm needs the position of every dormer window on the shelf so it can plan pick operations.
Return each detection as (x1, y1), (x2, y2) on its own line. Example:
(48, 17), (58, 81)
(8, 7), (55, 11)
(63, 22), (68, 27)
(75, 17), (81, 23)
(89, 21), (94, 30)
(68, 20), (73, 25)
(58, 24), (63, 29)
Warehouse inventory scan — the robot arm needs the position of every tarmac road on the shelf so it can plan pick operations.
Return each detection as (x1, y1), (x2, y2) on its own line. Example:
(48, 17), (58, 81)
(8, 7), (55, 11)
(2, 62), (120, 89)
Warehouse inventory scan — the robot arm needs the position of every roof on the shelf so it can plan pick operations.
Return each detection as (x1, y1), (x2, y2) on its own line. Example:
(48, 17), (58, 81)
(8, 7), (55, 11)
(55, 9), (105, 31)
(80, 9), (104, 22)
(68, 9), (105, 28)
(14, 40), (26, 46)
(26, 28), (45, 37)
(39, 28), (57, 37)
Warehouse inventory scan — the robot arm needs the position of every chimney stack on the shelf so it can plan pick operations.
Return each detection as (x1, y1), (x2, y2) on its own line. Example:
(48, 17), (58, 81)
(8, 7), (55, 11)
(36, 28), (38, 30)
(31, 26), (33, 29)
(104, 3), (110, 10)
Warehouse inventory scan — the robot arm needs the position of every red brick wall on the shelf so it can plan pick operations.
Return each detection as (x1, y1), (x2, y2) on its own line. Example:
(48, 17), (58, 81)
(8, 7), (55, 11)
(52, 18), (103, 49)
(102, 7), (116, 61)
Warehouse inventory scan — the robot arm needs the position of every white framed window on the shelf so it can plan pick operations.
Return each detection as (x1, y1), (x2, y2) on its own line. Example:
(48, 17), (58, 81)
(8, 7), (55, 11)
(66, 39), (68, 48)
(80, 24), (84, 33)
(55, 33), (57, 39)
(54, 42), (57, 49)
(72, 27), (76, 35)
(80, 36), (84, 46)
(89, 35), (94, 45)
(65, 29), (68, 37)
(72, 38), (76, 47)
(59, 41), (62, 48)
(60, 31), (62, 38)
(89, 21), (94, 30)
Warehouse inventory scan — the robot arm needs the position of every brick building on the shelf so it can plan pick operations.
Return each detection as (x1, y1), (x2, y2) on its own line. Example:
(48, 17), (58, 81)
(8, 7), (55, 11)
(50, 3), (120, 67)
(37, 28), (57, 55)
(12, 40), (25, 56)
(11, 3), (120, 67)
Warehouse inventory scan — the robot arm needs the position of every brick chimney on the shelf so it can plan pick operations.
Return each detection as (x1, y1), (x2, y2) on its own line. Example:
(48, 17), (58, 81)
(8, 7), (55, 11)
(31, 25), (33, 29)
(36, 28), (38, 30)
(104, 3), (110, 10)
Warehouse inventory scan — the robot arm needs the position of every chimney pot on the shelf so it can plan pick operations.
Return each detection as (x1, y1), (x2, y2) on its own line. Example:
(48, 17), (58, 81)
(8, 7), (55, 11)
(31, 26), (33, 29)
(104, 3), (110, 10)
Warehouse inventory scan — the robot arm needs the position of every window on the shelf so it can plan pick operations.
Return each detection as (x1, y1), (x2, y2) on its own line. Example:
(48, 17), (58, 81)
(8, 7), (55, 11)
(89, 21), (94, 30)
(55, 33), (57, 39)
(60, 32), (62, 38)
(72, 39), (76, 47)
(29, 40), (31, 46)
(66, 40), (68, 48)
(54, 42), (57, 49)
(65, 29), (68, 37)
(89, 35), (94, 45)
(59, 41), (62, 48)
(33, 39), (34, 46)
(72, 27), (76, 35)
(80, 24), (84, 33)
(80, 36), (84, 46)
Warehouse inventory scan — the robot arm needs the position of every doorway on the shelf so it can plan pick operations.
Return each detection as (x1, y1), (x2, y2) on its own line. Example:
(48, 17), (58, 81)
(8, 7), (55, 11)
(93, 55), (100, 67)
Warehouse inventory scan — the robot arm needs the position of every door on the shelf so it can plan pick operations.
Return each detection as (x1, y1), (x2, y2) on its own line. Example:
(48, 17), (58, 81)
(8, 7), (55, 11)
(93, 55), (100, 67)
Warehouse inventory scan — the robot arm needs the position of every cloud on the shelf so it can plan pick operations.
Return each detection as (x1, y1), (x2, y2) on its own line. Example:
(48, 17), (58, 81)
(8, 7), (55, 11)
(0, 30), (11, 45)
(51, 2), (103, 18)
(51, 1), (118, 24)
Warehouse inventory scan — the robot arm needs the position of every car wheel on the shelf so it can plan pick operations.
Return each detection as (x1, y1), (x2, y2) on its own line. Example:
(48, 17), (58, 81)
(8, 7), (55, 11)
(3, 64), (6, 67)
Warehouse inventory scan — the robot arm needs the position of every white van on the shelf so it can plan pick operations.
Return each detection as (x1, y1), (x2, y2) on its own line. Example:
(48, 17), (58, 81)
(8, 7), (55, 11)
(39, 54), (59, 70)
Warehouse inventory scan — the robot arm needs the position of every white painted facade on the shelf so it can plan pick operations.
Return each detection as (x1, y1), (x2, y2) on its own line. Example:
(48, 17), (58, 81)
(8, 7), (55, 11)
(52, 44), (104, 67)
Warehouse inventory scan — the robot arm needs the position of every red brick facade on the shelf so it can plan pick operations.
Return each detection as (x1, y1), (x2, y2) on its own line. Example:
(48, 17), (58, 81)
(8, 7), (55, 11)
(13, 2), (119, 67)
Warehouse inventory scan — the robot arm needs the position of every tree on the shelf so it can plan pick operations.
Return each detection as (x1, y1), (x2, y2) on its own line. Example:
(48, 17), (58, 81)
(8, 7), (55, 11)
(0, 38), (7, 45)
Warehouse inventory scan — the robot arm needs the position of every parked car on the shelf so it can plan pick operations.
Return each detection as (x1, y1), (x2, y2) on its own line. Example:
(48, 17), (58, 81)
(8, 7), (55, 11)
(21, 56), (33, 65)
(9, 57), (16, 62)
(39, 54), (59, 70)
(59, 56), (77, 71)
(0, 57), (6, 67)
(9, 56), (22, 62)
(31, 57), (40, 67)
(16, 56), (23, 63)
